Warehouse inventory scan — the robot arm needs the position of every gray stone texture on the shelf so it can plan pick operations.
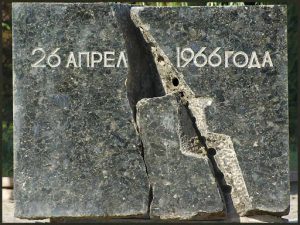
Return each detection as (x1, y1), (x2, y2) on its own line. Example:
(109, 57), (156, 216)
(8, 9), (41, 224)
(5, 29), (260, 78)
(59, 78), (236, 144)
(131, 6), (289, 215)
(13, 3), (149, 218)
(13, 3), (290, 220)
(136, 94), (225, 220)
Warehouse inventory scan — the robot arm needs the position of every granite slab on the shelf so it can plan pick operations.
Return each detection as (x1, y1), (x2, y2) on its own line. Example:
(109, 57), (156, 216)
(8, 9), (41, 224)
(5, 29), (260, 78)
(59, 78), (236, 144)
(136, 93), (225, 220)
(131, 6), (289, 215)
(13, 3), (149, 218)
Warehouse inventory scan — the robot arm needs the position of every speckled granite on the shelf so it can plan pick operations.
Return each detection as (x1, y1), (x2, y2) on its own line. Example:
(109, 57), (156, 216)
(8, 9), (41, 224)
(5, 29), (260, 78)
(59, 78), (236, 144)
(13, 3), (149, 219)
(136, 94), (225, 220)
(131, 6), (289, 215)
(13, 3), (290, 220)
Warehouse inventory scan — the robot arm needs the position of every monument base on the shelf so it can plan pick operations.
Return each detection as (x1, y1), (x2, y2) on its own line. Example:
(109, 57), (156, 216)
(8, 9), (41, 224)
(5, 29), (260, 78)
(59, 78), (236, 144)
(50, 216), (287, 223)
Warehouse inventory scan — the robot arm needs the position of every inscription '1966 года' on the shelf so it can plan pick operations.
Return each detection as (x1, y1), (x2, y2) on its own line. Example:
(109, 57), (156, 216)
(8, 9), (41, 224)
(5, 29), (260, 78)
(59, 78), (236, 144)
(177, 47), (274, 68)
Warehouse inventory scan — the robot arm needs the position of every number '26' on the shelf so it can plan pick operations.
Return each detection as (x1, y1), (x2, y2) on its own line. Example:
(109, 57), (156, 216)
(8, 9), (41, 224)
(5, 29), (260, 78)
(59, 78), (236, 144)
(31, 48), (61, 68)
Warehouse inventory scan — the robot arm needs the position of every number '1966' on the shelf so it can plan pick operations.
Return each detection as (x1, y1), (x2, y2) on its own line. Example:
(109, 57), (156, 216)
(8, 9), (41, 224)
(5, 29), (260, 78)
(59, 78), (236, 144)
(176, 47), (273, 68)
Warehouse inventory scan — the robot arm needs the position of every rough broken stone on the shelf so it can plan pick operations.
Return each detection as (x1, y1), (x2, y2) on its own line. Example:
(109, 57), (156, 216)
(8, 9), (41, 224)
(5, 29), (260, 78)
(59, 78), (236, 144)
(131, 6), (289, 216)
(188, 98), (252, 216)
(115, 4), (165, 120)
(136, 93), (225, 220)
(13, 3), (149, 218)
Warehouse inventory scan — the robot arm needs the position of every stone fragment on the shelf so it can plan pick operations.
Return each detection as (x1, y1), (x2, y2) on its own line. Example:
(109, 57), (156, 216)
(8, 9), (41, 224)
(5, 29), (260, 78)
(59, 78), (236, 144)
(136, 93), (225, 220)
(131, 6), (289, 215)
(13, 3), (149, 218)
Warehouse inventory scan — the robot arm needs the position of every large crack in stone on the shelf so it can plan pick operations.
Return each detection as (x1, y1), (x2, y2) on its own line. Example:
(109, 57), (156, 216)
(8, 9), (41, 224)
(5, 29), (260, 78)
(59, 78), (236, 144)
(115, 5), (165, 122)
(130, 7), (195, 99)
(187, 98), (252, 217)
(119, 6), (227, 219)
(130, 6), (253, 217)
(115, 5), (163, 218)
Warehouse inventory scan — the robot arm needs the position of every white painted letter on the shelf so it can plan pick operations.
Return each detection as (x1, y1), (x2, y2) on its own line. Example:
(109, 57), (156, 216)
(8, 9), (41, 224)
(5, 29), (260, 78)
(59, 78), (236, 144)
(262, 51), (273, 67)
(176, 47), (181, 67)
(225, 51), (234, 68)
(78, 52), (90, 68)
(117, 51), (127, 68)
(104, 51), (115, 68)
(31, 48), (46, 68)
(248, 51), (261, 68)
(208, 47), (222, 67)
(47, 48), (61, 68)
(193, 47), (207, 67)
(91, 52), (102, 68)
(233, 51), (249, 68)
(66, 52), (78, 68)
(181, 48), (194, 68)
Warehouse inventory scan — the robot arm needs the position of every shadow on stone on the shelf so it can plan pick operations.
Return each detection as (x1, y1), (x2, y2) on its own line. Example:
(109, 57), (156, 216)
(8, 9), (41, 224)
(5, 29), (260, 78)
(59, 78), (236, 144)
(115, 5), (165, 122)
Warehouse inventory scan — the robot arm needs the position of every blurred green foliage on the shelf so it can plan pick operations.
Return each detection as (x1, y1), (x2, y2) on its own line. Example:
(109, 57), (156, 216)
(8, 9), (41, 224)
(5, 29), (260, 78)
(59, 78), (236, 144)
(2, 3), (13, 177)
(206, 2), (245, 6)
(255, 0), (298, 170)
(2, 3), (12, 123)
(290, 147), (298, 170)
(134, 2), (188, 6)
(286, 2), (298, 170)
(2, 122), (13, 177)
(1, 1), (298, 176)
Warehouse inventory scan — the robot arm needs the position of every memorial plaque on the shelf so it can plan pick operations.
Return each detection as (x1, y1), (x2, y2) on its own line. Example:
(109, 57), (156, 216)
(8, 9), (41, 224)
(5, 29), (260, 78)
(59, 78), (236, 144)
(13, 3), (290, 221)
(13, 3), (149, 218)
(131, 6), (289, 215)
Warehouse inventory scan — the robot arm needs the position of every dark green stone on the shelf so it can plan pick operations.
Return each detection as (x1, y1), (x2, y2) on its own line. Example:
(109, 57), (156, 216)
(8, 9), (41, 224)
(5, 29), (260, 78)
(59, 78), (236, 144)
(13, 3), (149, 219)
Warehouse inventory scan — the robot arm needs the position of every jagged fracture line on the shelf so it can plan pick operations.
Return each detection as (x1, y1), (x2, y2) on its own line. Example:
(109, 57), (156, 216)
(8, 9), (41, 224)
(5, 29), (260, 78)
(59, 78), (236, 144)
(188, 97), (252, 216)
(135, 107), (153, 218)
(186, 98), (252, 215)
(118, 7), (159, 217)
(138, 139), (152, 218)
(131, 9), (252, 216)
(206, 132), (253, 215)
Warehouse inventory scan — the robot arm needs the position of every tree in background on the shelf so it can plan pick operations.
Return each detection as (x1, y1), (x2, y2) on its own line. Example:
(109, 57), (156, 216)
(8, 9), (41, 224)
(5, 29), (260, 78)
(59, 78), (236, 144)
(2, 3), (13, 177)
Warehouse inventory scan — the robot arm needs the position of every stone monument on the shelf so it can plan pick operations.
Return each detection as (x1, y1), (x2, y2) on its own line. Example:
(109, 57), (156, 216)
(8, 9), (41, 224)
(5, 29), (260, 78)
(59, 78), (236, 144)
(13, 3), (289, 221)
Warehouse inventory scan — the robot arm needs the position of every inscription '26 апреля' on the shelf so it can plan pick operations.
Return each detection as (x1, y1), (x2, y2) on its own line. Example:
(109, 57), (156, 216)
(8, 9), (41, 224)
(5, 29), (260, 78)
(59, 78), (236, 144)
(31, 48), (128, 68)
